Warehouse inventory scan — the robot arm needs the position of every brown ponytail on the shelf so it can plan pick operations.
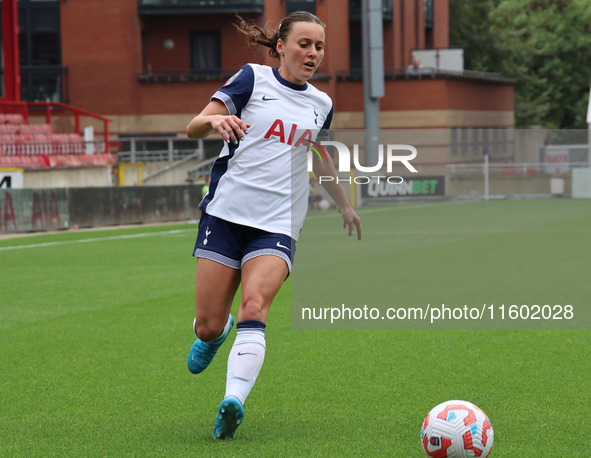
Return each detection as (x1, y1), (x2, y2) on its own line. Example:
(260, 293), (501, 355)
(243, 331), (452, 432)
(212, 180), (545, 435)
(234, 12), (325, 59)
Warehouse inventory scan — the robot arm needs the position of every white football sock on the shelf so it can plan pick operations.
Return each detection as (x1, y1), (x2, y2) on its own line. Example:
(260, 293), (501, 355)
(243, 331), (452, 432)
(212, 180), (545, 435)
(214, 316), (233, 342)
(224, 326), (266, 405)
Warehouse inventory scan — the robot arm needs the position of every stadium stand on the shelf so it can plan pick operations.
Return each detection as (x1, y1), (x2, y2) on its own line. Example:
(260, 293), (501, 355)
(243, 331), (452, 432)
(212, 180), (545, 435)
(0, 107), (114, 169)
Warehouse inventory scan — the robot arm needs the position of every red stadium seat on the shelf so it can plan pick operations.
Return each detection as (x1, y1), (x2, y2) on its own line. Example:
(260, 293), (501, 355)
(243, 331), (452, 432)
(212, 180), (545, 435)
(0, 113), (26, 124)
(0, 154), (45, 168)
(47, 153), (115, 168)
(0, 118), (108, 168)
(0, 124), (20, 134)
(19, 124), (54, 134)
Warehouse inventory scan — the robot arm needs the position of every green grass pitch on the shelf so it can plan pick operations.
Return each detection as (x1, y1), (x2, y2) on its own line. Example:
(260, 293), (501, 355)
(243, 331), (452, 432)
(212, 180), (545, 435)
(1, 199), (590, 457)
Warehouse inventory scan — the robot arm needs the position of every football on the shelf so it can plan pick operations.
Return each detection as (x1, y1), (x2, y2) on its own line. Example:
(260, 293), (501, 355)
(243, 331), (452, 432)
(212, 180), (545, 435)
(421, 400), (494, 457)
(318, 199), (330, 210)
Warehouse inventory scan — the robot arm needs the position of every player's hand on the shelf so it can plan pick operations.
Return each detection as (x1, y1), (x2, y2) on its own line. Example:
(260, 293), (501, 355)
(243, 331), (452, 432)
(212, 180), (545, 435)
(209, 115), (251, 144)
(338, 204), (362, 240)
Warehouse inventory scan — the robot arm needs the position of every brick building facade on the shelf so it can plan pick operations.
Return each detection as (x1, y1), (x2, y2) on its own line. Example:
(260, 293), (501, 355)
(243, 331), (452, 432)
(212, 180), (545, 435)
(4, 0), (515, 162)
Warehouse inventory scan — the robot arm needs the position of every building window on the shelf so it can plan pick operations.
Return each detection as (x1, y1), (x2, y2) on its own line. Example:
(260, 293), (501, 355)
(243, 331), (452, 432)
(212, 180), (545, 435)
(472, 128), (480, 156)
(460, 127), (468, 156)
(286, 0), (316, 15)
(501, 127), (507, 153)
(349, 35), (362, 72)
(0, 0), (63, 101)
(13, 0), (61, 67)
(190, 31), (221, 74)
(425, 0), (433, 28)
(482, 127), (489, 156)
(492, 128), (500, 155)
(451, 128), (458, 156)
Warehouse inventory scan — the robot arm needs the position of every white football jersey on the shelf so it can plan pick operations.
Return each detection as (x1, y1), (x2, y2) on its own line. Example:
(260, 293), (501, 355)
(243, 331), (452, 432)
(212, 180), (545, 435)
(199, 64), (333, 241)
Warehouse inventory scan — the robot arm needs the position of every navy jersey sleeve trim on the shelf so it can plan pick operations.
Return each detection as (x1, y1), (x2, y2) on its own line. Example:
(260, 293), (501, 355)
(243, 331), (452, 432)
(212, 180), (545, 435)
(317, 105), (333, 141)
(321, 105), (333, 130)
(212, 91), (236, 115)
(211, 64), (254, 115)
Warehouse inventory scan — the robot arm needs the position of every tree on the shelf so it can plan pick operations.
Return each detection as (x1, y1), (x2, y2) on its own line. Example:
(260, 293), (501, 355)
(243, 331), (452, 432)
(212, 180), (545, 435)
(451, 0), (591, 128)
(449, 0), (504, 73)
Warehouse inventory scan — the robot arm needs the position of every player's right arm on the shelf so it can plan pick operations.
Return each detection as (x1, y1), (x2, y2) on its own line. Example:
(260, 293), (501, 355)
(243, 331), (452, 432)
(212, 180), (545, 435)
(186, 100), (250, 143)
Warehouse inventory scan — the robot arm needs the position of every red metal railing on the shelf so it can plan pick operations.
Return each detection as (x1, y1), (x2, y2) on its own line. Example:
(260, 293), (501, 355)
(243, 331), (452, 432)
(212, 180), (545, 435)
(0, 100), (111, 152)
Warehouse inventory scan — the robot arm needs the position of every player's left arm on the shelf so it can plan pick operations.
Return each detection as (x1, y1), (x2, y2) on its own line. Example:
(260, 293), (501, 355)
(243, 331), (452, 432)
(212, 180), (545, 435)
(313, 153), (362, 240)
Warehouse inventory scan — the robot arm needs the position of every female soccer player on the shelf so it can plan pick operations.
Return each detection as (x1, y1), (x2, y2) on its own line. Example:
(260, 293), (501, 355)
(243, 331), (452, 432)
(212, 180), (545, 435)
(186, 11), (362, 439)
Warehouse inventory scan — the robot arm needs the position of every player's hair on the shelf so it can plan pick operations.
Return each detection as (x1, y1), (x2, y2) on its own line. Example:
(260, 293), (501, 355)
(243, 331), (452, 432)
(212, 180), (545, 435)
(234, 11), (325, 59)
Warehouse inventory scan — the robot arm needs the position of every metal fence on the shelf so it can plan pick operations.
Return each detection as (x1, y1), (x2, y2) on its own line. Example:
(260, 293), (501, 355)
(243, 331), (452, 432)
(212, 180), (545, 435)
(0, 66), (69, 103)
(447, 162), (590, 175)
(118, 137), (204, 162)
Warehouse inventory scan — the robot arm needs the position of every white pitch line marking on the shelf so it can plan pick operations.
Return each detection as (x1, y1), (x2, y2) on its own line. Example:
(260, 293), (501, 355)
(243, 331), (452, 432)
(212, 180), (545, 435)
(0, 229), (194, 251)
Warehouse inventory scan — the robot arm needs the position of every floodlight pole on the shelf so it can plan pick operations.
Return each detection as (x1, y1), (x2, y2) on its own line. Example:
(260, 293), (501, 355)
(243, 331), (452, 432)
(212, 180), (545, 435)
(362, 0), (384, 168)
(1, 0), (21, 101)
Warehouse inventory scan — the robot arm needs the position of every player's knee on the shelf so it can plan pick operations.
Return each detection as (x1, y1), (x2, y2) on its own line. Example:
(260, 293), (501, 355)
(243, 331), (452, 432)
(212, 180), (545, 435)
(195, 319), (224, 342)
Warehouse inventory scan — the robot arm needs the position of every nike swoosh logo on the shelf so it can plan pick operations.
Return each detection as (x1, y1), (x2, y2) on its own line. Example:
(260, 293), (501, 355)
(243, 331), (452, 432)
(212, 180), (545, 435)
(237, 352), (257, 356)
(276, 241), (290, 251)
(262, 95), (279, 101)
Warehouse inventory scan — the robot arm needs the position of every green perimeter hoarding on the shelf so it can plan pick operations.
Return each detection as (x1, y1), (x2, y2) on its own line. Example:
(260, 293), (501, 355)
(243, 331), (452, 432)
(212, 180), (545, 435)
(361, 176), (445, 199)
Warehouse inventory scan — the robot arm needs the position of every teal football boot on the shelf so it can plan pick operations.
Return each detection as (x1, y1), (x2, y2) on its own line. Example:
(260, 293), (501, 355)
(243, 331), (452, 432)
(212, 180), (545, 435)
(213, 396), (244, 439)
